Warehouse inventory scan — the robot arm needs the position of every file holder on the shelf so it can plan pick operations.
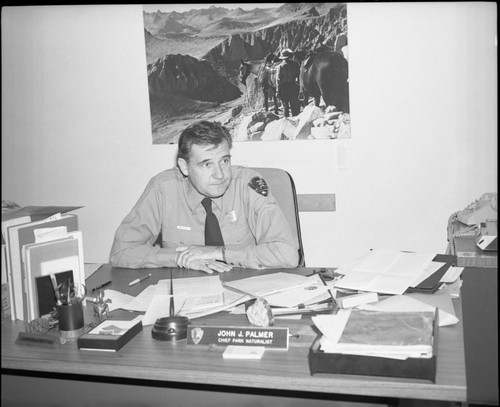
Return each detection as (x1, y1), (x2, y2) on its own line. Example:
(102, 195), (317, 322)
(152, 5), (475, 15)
(308, 310), (439, 382)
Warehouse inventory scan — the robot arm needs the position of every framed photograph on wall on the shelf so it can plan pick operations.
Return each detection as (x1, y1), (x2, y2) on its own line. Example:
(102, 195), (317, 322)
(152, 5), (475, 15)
(143, 3), (350, 144)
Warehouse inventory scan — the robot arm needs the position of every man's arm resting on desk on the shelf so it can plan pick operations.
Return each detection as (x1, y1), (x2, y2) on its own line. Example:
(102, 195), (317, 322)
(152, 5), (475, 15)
(110, 242), (179, 268)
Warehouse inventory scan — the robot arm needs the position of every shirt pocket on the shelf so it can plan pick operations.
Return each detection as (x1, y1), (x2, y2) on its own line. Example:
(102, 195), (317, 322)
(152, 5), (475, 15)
(223, 222), (255, 247)
(163, 226), (203, 248)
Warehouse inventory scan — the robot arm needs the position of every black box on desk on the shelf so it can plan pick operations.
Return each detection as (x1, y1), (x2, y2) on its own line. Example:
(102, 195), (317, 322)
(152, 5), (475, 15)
(308, 311), (439, 382)
(77, 319), (142, 352)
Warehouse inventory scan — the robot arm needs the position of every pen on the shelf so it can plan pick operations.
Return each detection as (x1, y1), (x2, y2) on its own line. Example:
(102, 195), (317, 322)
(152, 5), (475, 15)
(49, 274), (62, 305)
(90, 280), (112, 292)
(128, 273), (152, 287)
(315, 270), (339, 314)
(169, 270), (175, 317)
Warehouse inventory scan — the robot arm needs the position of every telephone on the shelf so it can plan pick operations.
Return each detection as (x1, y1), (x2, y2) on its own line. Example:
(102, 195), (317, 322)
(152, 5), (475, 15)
(456, 193), (497, 226)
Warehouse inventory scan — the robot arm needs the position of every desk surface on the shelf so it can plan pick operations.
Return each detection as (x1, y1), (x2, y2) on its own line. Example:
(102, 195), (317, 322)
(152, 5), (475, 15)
(1, 266), (467, 403)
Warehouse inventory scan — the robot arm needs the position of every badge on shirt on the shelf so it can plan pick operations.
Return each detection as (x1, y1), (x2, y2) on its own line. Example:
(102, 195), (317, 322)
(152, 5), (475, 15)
(177, 225), (191, 231)
(226, 211), (237, 224)
(248, 177), (269, 196)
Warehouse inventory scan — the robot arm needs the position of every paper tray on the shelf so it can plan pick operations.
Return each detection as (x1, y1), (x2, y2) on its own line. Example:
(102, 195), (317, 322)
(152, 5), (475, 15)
(308, 310), (439, 382)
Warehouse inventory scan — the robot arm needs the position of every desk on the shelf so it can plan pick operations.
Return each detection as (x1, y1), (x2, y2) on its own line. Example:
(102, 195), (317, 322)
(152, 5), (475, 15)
(2, 266), (467, 406)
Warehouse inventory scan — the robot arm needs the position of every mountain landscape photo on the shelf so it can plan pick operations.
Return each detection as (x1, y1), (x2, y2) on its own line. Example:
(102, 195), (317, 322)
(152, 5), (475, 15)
(143, 3), (349, 144)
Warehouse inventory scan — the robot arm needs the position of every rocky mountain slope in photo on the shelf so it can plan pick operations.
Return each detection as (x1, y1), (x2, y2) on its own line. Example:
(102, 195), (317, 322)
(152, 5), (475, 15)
(143, 3), (348, 144)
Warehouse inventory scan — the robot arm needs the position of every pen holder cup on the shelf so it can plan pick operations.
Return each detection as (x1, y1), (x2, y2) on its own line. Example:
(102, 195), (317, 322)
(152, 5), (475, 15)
(152, 316), (190, 341)
(57, 301), (85, 339)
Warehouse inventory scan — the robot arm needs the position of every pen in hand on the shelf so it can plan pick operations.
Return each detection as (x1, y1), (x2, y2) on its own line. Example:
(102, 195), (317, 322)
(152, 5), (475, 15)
(128, 273), (152, 287)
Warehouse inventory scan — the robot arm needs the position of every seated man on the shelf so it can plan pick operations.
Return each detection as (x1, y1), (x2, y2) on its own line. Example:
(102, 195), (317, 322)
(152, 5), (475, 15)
(110, 120), (299, 274)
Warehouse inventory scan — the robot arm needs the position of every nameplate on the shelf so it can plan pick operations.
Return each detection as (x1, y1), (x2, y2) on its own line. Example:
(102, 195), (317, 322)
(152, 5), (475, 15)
(187, 326), (289, 349)
(15, 332), (60, 348)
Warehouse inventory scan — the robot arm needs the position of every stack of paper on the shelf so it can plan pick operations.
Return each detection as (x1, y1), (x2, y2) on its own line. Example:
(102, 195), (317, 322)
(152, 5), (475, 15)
(103, 275), (250, 325)
(313, 309), (435, 359)
(334, 248), (437, 295)
(223, 272), (335, 316)
(223, 272), (310, 297)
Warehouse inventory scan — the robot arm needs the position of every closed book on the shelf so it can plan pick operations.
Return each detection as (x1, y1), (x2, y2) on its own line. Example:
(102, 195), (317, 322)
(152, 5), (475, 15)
(78, 317), (143, 352)
(2, 216), (32, 320)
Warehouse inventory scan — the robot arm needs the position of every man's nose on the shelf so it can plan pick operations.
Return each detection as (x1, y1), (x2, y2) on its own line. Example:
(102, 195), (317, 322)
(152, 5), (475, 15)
(212, 164), (224, 179)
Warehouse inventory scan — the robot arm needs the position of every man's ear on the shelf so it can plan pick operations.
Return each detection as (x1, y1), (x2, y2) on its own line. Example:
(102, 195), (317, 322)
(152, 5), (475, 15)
(177, 157), (189, 177)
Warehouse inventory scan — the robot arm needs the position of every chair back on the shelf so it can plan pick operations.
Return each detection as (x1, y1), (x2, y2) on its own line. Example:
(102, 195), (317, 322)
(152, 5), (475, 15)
(250, 167), (305, 267)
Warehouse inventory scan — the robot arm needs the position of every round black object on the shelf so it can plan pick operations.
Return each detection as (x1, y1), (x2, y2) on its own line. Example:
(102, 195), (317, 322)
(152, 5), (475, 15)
(151, 316), (190, 341)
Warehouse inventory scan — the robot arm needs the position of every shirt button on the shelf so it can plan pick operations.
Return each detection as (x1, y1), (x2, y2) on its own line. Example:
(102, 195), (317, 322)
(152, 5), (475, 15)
(180, 241), (184, 245)
(258, 264), (263, 268)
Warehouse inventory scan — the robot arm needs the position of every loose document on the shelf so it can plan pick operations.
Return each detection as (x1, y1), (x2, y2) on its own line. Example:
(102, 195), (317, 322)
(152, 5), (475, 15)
(334, 248), (438, 295)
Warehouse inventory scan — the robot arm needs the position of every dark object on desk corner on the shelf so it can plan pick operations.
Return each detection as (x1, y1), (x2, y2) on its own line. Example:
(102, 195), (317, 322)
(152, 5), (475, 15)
(308, 309), (439, 382)
(151, 316), (190, 341)
(405, 256), (453, 294)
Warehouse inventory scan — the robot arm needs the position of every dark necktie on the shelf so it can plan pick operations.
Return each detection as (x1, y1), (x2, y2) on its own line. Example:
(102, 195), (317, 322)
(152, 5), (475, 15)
(201, 198), (224, 246)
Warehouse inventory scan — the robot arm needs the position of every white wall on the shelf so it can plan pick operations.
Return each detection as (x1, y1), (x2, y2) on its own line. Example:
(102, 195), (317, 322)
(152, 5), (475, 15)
(2, 3), (497, 267)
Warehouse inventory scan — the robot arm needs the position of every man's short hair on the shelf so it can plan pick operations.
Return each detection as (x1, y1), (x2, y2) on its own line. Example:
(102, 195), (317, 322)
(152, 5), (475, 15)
(177, 121), (233, 162)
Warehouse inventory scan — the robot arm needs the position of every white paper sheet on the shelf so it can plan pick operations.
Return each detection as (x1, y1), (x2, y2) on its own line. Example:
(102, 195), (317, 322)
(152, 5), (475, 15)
(335, 249), (436, 295)
(223, 272), (310, 297)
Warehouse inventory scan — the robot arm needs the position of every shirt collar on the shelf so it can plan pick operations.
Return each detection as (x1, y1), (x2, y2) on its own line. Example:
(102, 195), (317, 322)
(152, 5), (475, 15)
(183, 177), (227, 213)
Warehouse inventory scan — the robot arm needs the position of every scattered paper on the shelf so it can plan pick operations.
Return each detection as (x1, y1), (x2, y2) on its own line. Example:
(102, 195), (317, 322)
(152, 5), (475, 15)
(440, 266), (464, 283)
(410, 261), (445, 287)
(142, 293), (187, 326)
(335, 249), (436, 295)
(223, 272), (310, 297)
(263, 274), (330, 307)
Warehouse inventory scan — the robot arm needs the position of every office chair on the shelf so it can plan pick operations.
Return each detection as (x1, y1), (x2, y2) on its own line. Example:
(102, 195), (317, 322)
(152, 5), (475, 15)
(250, 167), (305, 267)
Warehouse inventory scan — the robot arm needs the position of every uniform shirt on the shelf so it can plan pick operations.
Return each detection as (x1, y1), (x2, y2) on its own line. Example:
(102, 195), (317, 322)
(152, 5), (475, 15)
(110, 165), (299, 269)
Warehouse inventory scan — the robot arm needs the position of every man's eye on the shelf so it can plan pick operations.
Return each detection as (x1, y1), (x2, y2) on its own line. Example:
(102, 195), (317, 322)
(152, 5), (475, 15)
(221, 158), (231, 165)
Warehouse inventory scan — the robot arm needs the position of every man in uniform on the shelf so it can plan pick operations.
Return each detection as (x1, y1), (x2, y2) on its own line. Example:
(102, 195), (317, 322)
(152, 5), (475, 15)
(110, 120), (299, 274)
(276, 48), (301, 117)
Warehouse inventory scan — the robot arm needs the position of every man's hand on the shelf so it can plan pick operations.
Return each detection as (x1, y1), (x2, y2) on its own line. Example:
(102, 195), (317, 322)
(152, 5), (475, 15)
(176, 246), (232, 274)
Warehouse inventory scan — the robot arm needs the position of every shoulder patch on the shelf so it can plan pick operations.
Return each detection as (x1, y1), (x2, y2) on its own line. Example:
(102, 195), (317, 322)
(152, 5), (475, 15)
(248, 176), (269, 196)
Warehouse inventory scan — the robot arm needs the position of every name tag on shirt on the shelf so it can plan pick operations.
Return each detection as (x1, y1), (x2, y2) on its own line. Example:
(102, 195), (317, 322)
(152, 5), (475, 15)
(177, 225), (191, 231)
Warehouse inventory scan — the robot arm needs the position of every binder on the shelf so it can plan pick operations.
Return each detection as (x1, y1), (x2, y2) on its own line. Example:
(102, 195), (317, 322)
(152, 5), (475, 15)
(2, 215), (31, 320)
